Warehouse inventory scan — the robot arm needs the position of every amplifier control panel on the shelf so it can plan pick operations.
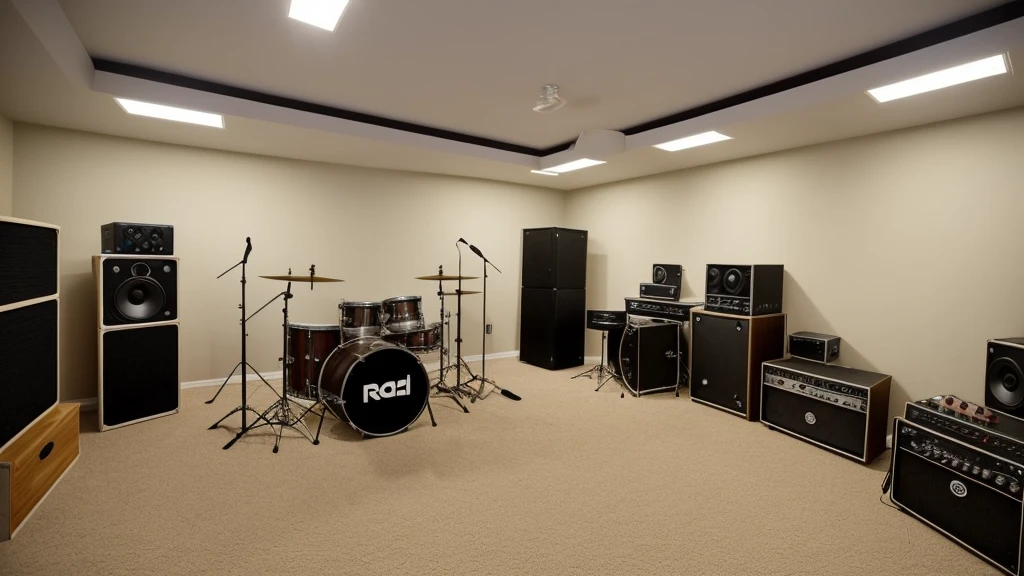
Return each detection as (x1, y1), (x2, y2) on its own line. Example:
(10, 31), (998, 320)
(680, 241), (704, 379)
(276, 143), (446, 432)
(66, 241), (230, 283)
(763, 364), (867, 412)
(705, 295), (751, 315)
(898, 420), (1024, 500)
(906, 397), (1024, 464)
(625, 298), (702, 323)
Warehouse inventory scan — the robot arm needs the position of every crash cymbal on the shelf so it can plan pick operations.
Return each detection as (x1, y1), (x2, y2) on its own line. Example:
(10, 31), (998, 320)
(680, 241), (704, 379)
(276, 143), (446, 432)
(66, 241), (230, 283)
(441, 290), (481, 296)
(416, 274), (479, 281)
(260, 275), (344, 282)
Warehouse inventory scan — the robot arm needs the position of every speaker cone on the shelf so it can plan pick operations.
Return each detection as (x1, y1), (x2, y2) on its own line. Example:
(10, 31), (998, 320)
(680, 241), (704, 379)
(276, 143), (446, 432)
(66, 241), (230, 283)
(654, 266), (667, 284)
(114, 276), (166, 321)
(707, 267), (722, 294)
(987, 357), (1024, 408)
(723, 268), (747, 295)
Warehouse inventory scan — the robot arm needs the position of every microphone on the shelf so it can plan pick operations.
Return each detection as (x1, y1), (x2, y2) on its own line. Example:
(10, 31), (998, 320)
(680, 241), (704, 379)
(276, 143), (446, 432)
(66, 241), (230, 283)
(469, 244), (485, 260)
(457, 238), (469, 245)
(243, 237), (252, 263)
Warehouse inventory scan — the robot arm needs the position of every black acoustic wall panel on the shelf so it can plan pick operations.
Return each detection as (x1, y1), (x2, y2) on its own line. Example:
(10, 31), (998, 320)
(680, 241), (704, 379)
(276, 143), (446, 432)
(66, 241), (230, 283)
(0, 220), (58, 307)
(520, 288), (585, 370)
(522, 227), (587, 289)
(100, 324), (180, 430)
(0, 300), (59, 448)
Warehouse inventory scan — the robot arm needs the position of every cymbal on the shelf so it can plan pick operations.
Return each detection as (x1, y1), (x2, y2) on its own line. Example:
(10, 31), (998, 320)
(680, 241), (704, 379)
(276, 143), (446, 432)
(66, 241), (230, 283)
(441, 290), (481, 296)
(260, 275), (344, 282)
(416, 274), (479, 281)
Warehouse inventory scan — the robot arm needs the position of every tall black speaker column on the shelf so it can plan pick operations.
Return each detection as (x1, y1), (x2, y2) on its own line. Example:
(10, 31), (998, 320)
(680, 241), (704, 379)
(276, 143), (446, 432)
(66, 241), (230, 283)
(519, 227), (587, 370)
(94, 255), (180, 431)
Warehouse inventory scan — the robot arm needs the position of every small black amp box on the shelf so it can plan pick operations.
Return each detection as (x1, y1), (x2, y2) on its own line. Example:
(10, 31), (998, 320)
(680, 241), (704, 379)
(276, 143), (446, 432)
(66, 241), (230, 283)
(789, 331), (840, 363)
(639, 283), (679, 301)
(102, 222), (174, 255)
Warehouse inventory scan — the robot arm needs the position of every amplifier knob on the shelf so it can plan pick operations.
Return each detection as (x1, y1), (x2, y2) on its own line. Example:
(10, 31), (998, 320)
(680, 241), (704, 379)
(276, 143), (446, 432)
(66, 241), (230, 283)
(1011, 483), (1021, 494)
(995, 475), (1007, 486)
(982, 469), (993, 480)
(972, 466), (981, 475)
(952, 459), (960, 468)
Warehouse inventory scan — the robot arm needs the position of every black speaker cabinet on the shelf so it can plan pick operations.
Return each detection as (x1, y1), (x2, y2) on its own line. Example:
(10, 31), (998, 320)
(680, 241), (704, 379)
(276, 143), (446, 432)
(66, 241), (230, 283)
(522, 227), (587, 289)
(93, 255), (180, 431)
(690, 308), (786, 420)
(761, 357), (890, 463)
(95, 255), (178, 328)
(704, 264), (783, 316)
(619, 319), (681, 396)
(891, 417), (1024, 575)
(0, 217), (60, 452)
(986, 338), (1024, 417)
(520, 288), (585, 370)
(652, 264), (682, 288)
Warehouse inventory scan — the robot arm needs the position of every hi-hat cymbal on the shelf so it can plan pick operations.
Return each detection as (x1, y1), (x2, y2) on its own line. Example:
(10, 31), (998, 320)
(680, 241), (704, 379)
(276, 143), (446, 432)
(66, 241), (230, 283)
(416, 274), (479, 281)
(441, 290), (481, 296)
(260, 275), (344, 282)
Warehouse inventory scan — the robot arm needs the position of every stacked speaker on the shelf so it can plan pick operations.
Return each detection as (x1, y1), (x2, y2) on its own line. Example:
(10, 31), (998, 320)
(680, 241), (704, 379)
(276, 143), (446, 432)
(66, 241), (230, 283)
(690, 264), (786, 420)
(0, 216), (79, 541)
(519, 227), (587, 370)
(94, 223), (179, 431)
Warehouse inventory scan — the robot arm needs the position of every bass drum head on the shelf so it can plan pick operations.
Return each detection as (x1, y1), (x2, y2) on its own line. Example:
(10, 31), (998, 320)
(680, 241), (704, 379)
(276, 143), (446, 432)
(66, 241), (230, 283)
(319, 339), (430, 437)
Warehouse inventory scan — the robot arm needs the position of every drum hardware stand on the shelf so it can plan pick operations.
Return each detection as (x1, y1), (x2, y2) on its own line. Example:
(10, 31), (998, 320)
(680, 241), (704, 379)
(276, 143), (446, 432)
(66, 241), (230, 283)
(430, 264), (469, 413)
(460, 243), (519, 402)
(574, 330), (617, 392)
(207, 238), (277, 441)
(215, 267), (322, 452)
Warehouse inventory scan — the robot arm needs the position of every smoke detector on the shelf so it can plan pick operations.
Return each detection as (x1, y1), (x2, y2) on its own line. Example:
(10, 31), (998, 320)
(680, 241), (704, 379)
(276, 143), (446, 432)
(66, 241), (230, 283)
(532, 85), (566, 113)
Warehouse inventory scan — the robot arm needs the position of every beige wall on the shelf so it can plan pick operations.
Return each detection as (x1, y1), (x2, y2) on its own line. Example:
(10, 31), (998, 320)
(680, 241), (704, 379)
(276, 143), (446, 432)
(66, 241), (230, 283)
(13, 124), (562, 402)
(566, 106), (1024, 424)
(0, 114), (12, 215)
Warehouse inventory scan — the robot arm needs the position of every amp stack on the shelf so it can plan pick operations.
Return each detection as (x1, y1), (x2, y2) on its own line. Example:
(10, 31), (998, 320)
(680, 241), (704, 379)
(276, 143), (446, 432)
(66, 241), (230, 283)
(891, 394), (1024, 576)
(689, 264), (786, 420)
(0, 216), (80, 542)
(94, 221), (180, 431)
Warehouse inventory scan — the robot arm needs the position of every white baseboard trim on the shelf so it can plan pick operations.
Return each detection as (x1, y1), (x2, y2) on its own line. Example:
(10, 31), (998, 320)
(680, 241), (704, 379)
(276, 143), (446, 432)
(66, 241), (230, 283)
(886, 434), (893, 449)
(584, 355), (602, 364)
(64, 351), (522, 411)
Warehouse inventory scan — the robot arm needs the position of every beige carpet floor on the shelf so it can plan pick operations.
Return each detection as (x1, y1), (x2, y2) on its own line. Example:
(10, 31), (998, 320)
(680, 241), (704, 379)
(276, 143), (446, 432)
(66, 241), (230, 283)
(0, 358), (999, 575)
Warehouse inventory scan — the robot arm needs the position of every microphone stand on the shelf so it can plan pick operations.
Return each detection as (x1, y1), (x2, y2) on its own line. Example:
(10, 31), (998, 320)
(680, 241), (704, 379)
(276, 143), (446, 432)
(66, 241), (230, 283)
(207, 238), (276, 442)
(461, 245), (520, 402)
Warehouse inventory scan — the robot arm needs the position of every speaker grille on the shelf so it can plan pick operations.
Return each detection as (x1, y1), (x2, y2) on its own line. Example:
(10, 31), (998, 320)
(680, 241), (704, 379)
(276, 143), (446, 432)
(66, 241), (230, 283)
(0, 221), (58, 307)
(101, 324), (179, 428)
(0, 300), (59, 448)
(101, 257), (178, 326)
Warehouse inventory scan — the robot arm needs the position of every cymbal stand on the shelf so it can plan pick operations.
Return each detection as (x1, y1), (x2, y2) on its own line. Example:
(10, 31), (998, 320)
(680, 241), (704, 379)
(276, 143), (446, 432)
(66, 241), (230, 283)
(207, 238), (276, 442)
(431, 264), (468, 413)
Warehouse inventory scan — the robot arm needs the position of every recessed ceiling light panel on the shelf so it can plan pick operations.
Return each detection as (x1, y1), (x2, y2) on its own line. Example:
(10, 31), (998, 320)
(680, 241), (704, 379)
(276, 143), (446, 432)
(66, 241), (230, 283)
(115, 98), (224, 128)
(653, 131), (732, 152)
(545, 159), (606, 173)
(867, 54), (1009, 103)
(288, 0), (350, 31)
(530, 170), (559, 176)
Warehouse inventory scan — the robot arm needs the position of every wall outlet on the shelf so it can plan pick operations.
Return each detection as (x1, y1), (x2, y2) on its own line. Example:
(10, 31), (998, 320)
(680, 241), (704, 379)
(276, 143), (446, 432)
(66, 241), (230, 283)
(486, 323), (492, 335)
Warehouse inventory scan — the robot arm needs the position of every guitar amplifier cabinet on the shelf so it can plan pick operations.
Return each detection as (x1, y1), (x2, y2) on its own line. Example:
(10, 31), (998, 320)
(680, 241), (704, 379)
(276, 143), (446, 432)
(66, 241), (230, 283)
(890, 417), (1024, 575)
(761, 357), (891, 463)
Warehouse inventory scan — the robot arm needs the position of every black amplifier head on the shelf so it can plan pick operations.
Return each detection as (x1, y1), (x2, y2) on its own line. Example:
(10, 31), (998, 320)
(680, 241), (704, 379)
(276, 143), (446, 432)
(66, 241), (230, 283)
(102, 222), (174, 255)
(586, 310), (626, 331)
(789, 331), (840, 363)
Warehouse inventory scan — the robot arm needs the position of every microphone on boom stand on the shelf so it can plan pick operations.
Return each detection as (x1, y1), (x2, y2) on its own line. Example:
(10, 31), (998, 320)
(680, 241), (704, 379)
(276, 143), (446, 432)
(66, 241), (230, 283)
(459, 237), (517, 402)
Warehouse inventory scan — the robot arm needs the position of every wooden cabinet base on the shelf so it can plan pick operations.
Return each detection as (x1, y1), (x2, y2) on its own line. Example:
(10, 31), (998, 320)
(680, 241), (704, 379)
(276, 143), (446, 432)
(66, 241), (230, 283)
(0, 403), (80, 541)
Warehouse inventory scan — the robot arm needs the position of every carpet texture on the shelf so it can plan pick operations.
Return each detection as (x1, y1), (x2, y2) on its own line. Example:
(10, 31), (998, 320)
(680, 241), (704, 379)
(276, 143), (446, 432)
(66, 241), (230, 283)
(0, 359), (999, 575)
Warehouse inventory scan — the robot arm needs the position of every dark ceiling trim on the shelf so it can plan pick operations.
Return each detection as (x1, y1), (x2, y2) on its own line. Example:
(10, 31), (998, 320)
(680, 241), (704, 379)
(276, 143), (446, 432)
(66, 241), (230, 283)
(92, 58), (548, 157)
(94, 1), (1023, 158)
(540, 0), (1024, 154)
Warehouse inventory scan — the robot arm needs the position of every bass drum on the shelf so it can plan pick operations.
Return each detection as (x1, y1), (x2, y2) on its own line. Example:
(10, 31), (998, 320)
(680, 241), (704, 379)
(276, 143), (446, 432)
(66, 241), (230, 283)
(317, 338), (430, 437)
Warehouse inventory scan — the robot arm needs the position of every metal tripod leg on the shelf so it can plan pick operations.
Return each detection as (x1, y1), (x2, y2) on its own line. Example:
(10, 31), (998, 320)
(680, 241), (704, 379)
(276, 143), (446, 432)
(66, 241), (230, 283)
(205, 362), (279, 404)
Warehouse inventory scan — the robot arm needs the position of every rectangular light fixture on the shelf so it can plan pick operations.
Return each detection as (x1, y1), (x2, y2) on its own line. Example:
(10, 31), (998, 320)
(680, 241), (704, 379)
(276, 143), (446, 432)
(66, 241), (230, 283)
(867, 54), (1009, 103)
(653, 130), (732, 152)
(115, 98), (224, 128)
(544, 158), (606, 173)
(288, 0), (350, 31)
(530, 169), (559, 176)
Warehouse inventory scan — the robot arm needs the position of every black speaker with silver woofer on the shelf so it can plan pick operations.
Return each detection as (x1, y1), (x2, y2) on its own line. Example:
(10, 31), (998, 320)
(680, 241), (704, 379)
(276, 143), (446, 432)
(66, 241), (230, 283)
(97, 256), (178, 327)
(986, 338), (1024, 417)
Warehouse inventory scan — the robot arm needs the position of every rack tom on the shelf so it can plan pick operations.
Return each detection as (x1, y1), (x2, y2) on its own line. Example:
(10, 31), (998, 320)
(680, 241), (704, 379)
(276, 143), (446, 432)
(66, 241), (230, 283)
(382, 296), (423, 332)
(339, 300), (383, 340)
(383, 322), (441, 353)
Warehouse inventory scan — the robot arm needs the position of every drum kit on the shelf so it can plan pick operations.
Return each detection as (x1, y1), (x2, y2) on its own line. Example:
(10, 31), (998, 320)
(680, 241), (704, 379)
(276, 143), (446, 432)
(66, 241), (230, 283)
(207, 237), (516, 453)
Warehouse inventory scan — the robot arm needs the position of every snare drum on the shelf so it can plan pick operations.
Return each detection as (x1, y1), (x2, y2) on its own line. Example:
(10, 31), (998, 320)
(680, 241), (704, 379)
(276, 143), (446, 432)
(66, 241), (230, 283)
(318, 338), (430, 437)
(383, 322), (441, 352)
(382, 296), (423, 332)
(286, 323), (341, 400)
(339, 300), (383, 339)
